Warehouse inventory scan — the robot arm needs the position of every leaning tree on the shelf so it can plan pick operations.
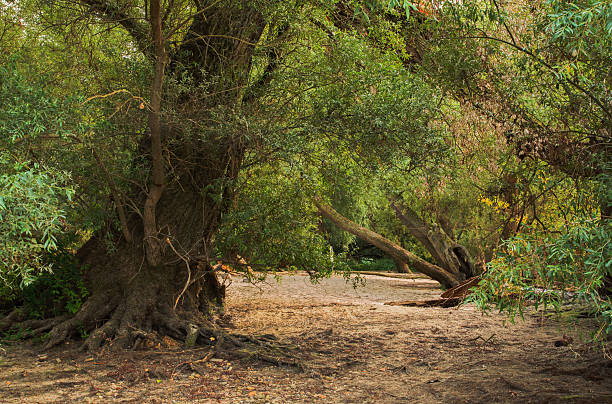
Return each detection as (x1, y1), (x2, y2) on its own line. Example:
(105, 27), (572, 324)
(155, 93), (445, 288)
(312, 0), (610, 292)
(4, 0), (454, 349)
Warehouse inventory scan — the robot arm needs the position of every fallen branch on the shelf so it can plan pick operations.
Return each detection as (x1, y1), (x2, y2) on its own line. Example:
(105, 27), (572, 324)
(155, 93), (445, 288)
(385, 276), (481, 307)
(385, 298), (461, 308)
(353, 271), (430, 280)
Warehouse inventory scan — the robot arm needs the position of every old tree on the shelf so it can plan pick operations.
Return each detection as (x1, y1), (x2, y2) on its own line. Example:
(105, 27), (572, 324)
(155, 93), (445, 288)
(2, 0), (452, 350)
(1, 0), (610, 349)
(1, 0), (308, 350)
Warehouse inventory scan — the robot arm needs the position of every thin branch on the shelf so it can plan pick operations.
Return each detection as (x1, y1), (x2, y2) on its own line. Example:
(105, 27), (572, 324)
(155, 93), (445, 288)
(455, 34), (611, 118)
(91, 148), (133, 242)
(167, 237), (191, 309)
(143, 0), (167, 266)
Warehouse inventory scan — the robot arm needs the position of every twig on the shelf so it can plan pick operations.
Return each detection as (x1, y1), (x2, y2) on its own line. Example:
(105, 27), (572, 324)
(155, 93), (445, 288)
(170, 348), (215, 377)
(83, 89), (147, 107)
(470, 334), (496, 344)
(166, 238), (191, 309)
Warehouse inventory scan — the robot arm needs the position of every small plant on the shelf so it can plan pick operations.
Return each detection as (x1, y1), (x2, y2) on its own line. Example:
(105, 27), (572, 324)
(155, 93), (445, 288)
(21, 247), (89, 319)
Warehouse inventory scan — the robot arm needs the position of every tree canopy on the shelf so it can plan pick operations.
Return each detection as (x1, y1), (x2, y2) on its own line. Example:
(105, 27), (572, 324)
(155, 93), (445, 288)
(1, 0), (610, 348)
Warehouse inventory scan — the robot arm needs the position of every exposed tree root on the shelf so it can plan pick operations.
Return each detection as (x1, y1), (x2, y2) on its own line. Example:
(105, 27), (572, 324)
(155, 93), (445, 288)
(0, 314), (71, 342)
(3, 298), (300, 369)
(384, 276), (481, 308)
(1, 252), (297, 368)
(0, 308), (27, 333)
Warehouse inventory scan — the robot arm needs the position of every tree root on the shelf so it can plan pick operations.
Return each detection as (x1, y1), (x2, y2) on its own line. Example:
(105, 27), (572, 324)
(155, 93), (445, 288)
(0, 309), (27, 333)
(2, 281), (299, 368)
(43, 293), (118, 350)
(5, 302), (302, 369)
(0, 314), (71, 342)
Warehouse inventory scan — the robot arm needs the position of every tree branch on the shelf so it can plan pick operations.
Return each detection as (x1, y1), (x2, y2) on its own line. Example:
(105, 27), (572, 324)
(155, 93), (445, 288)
(79, 0), (152, 57)
(143, 0), (167, 266)
(314, 197), (461, 288)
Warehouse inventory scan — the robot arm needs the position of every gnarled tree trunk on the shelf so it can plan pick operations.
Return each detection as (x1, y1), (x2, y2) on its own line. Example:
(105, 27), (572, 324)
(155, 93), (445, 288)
(389, 200), (478, 280)
(33, 0), (269, 350)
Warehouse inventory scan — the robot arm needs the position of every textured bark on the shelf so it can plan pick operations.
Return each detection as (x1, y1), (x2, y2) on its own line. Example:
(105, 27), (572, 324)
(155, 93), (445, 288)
(142, 0), (167, 266)
(34, 0), (269, 350)
(389, 200), (478, 280)
(43, 184), (229, 350)
(314, 198), (461, 288)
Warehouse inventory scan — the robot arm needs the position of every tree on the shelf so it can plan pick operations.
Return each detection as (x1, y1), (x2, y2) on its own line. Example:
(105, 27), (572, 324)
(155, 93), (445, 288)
(3, 0), (608, 348)
(314, 198), (476, 288)
(380, 0), (612, 330)
(1, 0), (301, 350)
(4, 0), (454, 350)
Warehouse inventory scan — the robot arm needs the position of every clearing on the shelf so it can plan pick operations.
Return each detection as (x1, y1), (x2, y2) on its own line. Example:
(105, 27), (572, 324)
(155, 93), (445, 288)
(1, 273), (611, 403)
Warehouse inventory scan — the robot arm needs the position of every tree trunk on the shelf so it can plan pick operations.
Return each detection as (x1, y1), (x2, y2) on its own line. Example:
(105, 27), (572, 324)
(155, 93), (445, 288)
(314, 198), (462, 288)
(389, 200), (479, 279)
(393, 257), (410, 273)
(35, 0), (268, 350)
(43, 179), (230, 350)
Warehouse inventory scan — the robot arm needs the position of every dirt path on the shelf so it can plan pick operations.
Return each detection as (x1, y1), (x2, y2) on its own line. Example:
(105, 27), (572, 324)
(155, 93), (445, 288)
(1, 273), (611, 403)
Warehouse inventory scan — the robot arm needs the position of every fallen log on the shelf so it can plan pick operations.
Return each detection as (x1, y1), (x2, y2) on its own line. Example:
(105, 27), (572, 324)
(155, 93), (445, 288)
(384, 276), (481, 307)
(354, 271), (430, 280)
(385, 297), (461, 308)
(440, 276), (481, 299)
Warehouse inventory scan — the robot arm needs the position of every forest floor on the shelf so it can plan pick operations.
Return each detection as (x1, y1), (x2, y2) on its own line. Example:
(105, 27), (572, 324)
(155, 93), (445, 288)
(1, 272), (611, 403)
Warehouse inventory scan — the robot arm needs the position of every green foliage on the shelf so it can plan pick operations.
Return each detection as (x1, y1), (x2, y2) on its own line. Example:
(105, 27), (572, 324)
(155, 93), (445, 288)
(547, 0), (612, 48)
(0, 52), (130, 298)
(347, 257), (397, 272)
(0, 58), (79, 144)
(236, 26), (452, 267)
(0, 0), (609, 349)
(0, 154), (74, 290)
(470, 157), (611, 338)
(21, 246), (89, 319)
(0, 57), (80, 291)
(386, 0), (419, 19)
(216, 164), (344, 280)
(469, 213), (611, 338)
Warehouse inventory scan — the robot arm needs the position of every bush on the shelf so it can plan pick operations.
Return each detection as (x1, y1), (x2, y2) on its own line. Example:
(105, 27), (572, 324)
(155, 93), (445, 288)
(469, 216), (612, 340)
(347, 257), (397, 272)
(22, 248), (89, 319)
(0, 246), (88, 321)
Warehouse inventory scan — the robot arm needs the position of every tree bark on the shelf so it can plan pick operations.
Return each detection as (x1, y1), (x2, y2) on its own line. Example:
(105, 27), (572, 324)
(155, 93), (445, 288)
(389, 200), (478, 279)
(34, 0), (269, 350)
(143, 0), (167, 267)
(314, 198), (462, 288)
(393, 257), (410, 273)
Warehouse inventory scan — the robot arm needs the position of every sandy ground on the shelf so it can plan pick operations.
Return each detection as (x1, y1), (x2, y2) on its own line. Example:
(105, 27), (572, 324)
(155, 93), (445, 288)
(1, 273), (611, 403)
